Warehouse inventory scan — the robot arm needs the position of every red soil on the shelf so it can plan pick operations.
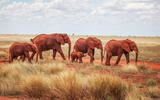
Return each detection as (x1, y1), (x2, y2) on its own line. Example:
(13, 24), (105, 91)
(0, 96), (17, 100)
(56, 57), (160, 70)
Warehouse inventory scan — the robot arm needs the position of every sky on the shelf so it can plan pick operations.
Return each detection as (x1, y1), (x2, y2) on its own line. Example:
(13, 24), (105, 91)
(0, 0), (160, 36)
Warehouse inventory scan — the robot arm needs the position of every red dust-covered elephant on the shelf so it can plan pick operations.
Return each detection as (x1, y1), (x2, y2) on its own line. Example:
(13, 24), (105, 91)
(104, 39), (139, 66)
(71, 51), (86, 63)
(9, 42), (37, 63)
(30, 33), (71, 62)
(74, 37), (103, 63)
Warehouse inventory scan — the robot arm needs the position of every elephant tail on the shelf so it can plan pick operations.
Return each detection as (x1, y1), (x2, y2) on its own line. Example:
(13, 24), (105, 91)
(30, 39), (34, 43)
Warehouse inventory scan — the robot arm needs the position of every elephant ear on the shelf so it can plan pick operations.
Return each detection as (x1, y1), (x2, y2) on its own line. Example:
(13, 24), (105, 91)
(88, 41), (95, 49)
(25, 44), (32, 52)
(86, 38), (95, 49)
(31, 44), (38, 52)
(56, 36), (65, 45)
(121, 41), (131, 52)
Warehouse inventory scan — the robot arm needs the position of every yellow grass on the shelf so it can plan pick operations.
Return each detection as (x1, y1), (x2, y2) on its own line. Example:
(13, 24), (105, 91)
(121, 64), (138, 73)
(0, 62), (150, 99)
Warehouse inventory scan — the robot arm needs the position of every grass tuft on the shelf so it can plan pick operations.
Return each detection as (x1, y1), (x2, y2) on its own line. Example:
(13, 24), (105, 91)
(21, 74), (50, 98)
(50, 71), (87, 100)
(87, 73), (128, 100)
(142, 79), (158, 87)
(120, 64), (138, 74)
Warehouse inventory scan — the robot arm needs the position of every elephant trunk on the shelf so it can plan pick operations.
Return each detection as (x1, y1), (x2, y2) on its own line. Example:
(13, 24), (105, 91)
(68, 40), (71, 60)
(134, 48), (138, 64)
(100, 48), (103, 64)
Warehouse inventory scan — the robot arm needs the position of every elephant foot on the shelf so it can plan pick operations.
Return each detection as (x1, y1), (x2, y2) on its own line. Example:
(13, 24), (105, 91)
(114, 63), (118, 66)
(105, 64), (110, 66)
(63, 58), (66, 60)
(105, 62), (110, 66)
(53, 58), (56, 60)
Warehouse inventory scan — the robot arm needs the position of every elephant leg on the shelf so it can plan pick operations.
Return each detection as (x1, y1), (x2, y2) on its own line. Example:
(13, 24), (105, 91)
(52, 49), (57, 60)
(93, 49), (95, 61)
(79, 57), (83, 63)
(36, 52), (39, 62)
(75, 57), (78, 62)
(39, 51), (43, 59)
(30, 51), (36, 60)
(20, 55), (25, 62)
(56, 47), (66, 60)
(88, 49), (94, 63)
(22, 56), (26, 62)
(11, 56), (16, 62)
(115, 53), (123, 65)
(24, 52), (31, 63)
(71, 57), (74, 62)
(105, 53), (112, 66)
(14, 56), (18, 60)
(124, 52), (130, 64)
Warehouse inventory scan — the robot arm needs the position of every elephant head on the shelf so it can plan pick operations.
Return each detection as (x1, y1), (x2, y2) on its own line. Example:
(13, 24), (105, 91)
(121, 39), (139, 63)
(87, 37), (103, 63)
(79, 52), (86, 57)
(24, 42), (37, 51)
(55, 33), (71, 60)
(56, 35), (65, 45)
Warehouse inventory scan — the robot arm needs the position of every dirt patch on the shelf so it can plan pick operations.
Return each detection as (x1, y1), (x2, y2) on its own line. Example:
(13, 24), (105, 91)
(57, 56), (160, 70)
(0, 96), (18, 100)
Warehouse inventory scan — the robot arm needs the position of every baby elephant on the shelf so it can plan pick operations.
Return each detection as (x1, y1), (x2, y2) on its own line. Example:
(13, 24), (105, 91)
(71, 51), (86, 63)
(9, 42), (37, 63)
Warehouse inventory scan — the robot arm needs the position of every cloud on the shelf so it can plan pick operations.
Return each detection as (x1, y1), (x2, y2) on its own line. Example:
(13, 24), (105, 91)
(0, 0), (160, 35)
(0, 0), (9, 5)
(91, 0), (160, 22)
(0, 0), (91, 23)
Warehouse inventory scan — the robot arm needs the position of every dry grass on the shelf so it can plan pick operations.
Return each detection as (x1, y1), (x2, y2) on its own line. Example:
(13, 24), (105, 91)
(120, 64), (138, 74)
(0, 62), (150, 100)
(87, 74), (128, 100)
(21, 74), (50, 98)
(50, 71), (87, 100)
(146, 87), (160, 98)
(0, 34), (159, 99)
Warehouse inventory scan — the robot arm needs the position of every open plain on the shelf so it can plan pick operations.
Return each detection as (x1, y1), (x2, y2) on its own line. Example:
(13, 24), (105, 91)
(0, 34), (160, 100)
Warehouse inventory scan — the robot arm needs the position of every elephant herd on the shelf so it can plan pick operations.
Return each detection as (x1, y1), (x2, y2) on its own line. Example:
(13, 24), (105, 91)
(9, 33), (139, 66)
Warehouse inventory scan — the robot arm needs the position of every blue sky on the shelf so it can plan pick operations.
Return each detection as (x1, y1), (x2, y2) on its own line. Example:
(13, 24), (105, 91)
(0, 0), (160, 36)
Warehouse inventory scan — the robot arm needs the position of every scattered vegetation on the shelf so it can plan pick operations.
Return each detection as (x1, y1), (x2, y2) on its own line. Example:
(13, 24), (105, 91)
(142, 79), (158, 87)
(120, 64), (138, 74)
(90, 63), (107, 70)
(0, 35), (160, 99)
(0, 52), (8, 61)
(0, 62), (151, 100)
(146, 87), (160, 98)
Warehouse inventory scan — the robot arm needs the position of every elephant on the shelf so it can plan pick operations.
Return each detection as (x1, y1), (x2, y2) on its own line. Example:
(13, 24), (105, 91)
(71, 51), (86, 63)
(104, 39), (139, 66)
(74, 37), (103, 63)
(9, 42), (37, 63)
(30, 33), (71, 62)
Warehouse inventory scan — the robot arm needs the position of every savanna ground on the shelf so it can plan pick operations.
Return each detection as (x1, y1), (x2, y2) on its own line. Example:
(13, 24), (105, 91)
(0, 34), (160, 100)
